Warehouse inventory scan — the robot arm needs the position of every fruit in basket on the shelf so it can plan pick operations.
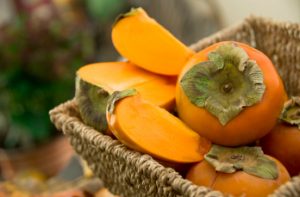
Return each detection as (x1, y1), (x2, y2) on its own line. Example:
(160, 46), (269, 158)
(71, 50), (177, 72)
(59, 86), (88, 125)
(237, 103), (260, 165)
(186, 145), (290, 197)
(51, 189), (87, 197)
(112, 7), (195, 75)
(176, 41), (287, 146)
(106, 89), (211, 163)
(260, 97), (300, 176)
(76, 62), (175, 133)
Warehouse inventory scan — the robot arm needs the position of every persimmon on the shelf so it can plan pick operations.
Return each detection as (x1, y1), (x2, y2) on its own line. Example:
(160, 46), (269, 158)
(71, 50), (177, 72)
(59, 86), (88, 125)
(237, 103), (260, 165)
(51, 189), (86, 197)
(106, 89), (211, 163)
(176, 41), (287, 146)
(112, 8), (195, 75)
(186, 145), (290, 197)
(76, 62), (175, 133)
(261, 97), (300, 176)
(156, 159), (193, 175)
(95, 188), (117, 197)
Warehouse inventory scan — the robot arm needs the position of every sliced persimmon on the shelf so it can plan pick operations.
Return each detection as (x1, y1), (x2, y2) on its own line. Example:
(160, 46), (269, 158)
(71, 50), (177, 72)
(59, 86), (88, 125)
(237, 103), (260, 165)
(106, 90), (211, 163)
(76, 62), (175, 133)
(112, 8), (194, 75)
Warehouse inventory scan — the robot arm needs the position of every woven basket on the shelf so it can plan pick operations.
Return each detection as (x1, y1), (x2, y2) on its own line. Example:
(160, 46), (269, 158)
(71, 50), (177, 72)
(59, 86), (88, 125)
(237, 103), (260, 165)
(50, 16), (300, 197)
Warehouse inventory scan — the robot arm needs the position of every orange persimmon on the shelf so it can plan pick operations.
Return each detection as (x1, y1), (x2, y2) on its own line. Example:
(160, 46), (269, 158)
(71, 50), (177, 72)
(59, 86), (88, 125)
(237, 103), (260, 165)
(76, 62), (175, 133)
(186, 145), (290, 197)
(260, 97), (300, 176)
(112, 8), (195, 75)
(95, 188), (117, 197)
(52, 190), (86, 197)
(176, 41), (287, 146)
(106, 90), (211, 163)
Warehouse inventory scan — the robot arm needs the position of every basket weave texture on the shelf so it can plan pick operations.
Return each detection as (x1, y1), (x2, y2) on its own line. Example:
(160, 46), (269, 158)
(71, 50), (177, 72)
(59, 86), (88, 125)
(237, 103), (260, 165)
(50, 16), (300, 197)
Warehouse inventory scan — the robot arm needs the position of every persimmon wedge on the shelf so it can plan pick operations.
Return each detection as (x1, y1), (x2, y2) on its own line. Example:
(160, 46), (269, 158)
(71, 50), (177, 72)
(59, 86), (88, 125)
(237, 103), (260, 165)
(176, 41), (287, 146)
(112, 8), (195, 75)
(75, 62), (175, 133)
(106, 89), (211, 163)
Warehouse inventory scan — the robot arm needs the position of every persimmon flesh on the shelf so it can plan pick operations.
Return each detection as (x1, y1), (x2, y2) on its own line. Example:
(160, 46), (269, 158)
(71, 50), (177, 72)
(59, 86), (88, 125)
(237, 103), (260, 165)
(76, 62), (176, 133)
(106, 91), (211, 163)
(112, 8), (194, 75)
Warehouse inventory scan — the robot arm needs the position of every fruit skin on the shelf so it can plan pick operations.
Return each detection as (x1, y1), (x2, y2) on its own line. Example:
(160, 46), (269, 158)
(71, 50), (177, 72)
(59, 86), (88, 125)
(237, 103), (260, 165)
(176, 41), (287, 146)
(186, 156), (290, 197)
(76, 78), (110, 133)
(106, 91), (211, 163)
(112, 8), (195, 75)
(260, 123), (300, 176)
(51, 189), (87, 197)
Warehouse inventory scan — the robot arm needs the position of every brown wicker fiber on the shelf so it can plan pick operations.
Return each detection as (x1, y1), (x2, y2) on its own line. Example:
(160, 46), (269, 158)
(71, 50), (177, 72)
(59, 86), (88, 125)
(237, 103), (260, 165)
(50, 16), (300, 197)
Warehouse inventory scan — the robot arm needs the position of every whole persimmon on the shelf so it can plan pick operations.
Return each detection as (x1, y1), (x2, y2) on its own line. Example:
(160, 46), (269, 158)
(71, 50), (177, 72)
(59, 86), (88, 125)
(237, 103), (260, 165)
(261, 97), (300, 176)
(186, 145), (290, 197)
(176, 41), (287, 146)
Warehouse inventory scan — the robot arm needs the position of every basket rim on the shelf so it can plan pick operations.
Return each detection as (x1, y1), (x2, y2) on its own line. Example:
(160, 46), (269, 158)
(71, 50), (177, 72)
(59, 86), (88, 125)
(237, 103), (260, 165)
(191, 15), (300, 52)
(50, 99), (300, 197)
(49, 99), (225, 196)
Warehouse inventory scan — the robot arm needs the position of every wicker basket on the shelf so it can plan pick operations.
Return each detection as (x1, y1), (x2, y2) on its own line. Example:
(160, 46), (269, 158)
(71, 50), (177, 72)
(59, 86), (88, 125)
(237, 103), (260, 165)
(50, 16), (300, 197)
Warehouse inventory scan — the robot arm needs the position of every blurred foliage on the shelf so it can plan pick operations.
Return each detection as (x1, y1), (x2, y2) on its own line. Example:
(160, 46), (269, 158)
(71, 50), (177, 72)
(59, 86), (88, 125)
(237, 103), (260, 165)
(86, 0), (127, 23)
(0, 14), (95, 149)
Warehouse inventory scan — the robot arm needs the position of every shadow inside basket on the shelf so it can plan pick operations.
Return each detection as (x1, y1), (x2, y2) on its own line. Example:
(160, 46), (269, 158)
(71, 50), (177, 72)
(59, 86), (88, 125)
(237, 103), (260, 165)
(50, 15), (300, 197)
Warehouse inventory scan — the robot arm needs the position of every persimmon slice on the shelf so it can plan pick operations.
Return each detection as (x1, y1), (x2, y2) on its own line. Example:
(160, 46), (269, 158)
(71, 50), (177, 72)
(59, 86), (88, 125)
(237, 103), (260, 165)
(112, 8), (194, 75)
(106, 90), (211, 163)
(76, 62), (175, 133)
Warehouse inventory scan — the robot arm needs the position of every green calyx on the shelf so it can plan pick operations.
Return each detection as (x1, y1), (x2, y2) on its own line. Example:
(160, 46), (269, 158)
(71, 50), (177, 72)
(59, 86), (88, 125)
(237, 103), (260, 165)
(106, 89), (137, 115)
(180, 43), (265, 125)
(280, 97), (300, 129)
(205, 145), (279, 180)
(113, 7), (141, 26)
(75, 77), (110, 132)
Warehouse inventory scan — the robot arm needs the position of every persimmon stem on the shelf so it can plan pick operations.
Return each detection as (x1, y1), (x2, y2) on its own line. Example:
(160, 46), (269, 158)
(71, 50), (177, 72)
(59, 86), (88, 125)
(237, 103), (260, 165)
(222, 83), (233, 93)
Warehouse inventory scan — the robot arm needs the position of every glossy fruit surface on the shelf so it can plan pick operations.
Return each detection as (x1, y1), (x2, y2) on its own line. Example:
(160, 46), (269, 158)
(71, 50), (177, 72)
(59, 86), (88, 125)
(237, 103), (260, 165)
(186, 156), (290, 197)
(261, 123), (300, 176)
(176, 41), (287, 146)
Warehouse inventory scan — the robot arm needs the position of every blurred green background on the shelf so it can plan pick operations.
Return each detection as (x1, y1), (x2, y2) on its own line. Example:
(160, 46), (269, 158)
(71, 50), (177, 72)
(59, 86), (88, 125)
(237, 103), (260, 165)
(0, 0), (221, 150)
(0, 0), (222, 191)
